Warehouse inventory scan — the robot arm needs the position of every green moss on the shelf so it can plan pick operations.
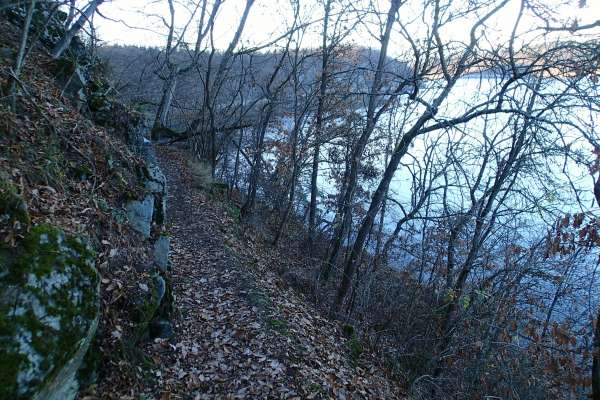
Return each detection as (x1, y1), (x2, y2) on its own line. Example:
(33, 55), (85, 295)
(76, 337), (101, 389)
(346, 336), (363, 366)
(224, 201), (241, 222)
(130, 274), (170, 344)
(267, 318), (287, 330)
(27, 136), (68, 188)
(342, 324), (355, 338)
(89, 94), (108, 112)
(114, 171), (135, 198)
(153, 194), (165, 226)
(70, 162), (93, 181)
(206, 183), (239, 222)
(308, 382), (327, 396)
(111, 208), (127, 225)
(119, 334), (153, 369)
(0, 224), (99, 399)
(135, 164), (149, 182)
(105, 153), (115, 171)
(0, 178), (30, 230)
(210, 181), (229, 194)
(117, 166), (144, 202)
(247, 287), (271, 310)
(132, 281), (160, 324)
(53, 55), (78, 77)
(341, 324), (363, 366)
(95, 197), (109, 212)
(156, 273), (173, 319)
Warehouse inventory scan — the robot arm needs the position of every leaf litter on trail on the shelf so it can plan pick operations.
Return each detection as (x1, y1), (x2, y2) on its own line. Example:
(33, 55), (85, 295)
(95, 147), (404, 399)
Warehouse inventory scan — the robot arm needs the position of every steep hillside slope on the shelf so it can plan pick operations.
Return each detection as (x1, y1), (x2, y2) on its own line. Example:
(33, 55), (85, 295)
(0, 8), (172, 399)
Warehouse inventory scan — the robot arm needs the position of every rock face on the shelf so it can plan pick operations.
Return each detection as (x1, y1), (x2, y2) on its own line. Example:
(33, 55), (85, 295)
(0, 225), (100, 400)
(153, 234), (170, 272)
(149, 318), (173, 339)
(125, 136), (173, 342)
(125, 195), (154, 238)
(133, 273), (165, 325)
(145, 163), (166, 194)
(125, 142), (168, 239)
(56, 65), (88, 111)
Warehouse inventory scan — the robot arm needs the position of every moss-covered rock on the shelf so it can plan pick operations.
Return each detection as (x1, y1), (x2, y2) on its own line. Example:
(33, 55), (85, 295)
(129, 273), (164, 343)
(0, 225), (100, 400)
(132, 273), (164, 324)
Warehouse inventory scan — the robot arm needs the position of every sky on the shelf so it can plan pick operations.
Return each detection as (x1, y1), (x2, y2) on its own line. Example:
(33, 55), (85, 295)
(91, 0), (600, 54)
(94, 0), (306, 48)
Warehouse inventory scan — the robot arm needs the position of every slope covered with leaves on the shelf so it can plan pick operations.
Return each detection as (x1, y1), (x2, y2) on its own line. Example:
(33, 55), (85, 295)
(0, 16), (168, 398)
(0, 19), (142, 243)
(94, 146), (404, 399)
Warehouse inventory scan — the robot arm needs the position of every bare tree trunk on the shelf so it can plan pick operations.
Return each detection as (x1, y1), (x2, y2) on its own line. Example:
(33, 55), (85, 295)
(51, 0), (104, 59)
(592, 175), (600, 400)
(308, 140), (320, 243)
(432, 117), (529, 381)
(371, 133), (393, 271)
(151, 0), (177, 140)
(324, 0), (401, 280)
(332, 92), (454, 310)
(332, 135), (411, 311)
(273, 105), (304, 246)
(332, 0), (513, 311)
(307, 0), (332, 250)
(273, 163), (298, 246)
(204, 0), (255, 174)
(9, 0), (36, 111)
(321, 140), (352, 280)
(240, 105), (272, 219)
(376, 191), (429, 270)
(64, 0), (76, 29)
(238, 6), (297, 219)
(152, 66), (179, 139)
(593, 307), (600, 400)
(230, 128), (243, 193)
(150, 0), (215, 142)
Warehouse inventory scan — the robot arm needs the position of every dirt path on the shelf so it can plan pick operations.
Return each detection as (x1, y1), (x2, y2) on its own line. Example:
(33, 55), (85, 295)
(145, 147), (403, 399)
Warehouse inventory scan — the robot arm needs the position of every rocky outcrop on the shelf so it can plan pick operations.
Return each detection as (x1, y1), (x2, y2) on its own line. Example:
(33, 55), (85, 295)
(153, 234), (170, 272)
(125, 137), (174, 340)
(55, 63), (88, 111)
(0, 3), (174, 398)
(0, 182), (100, 400)
(0, 224), (100, 400)
(125, 195), (154, 238)
(125, 144), (168, 240)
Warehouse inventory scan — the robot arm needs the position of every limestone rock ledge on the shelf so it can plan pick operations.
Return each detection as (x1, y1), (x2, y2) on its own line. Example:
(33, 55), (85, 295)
(0, 225), (100, 400)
